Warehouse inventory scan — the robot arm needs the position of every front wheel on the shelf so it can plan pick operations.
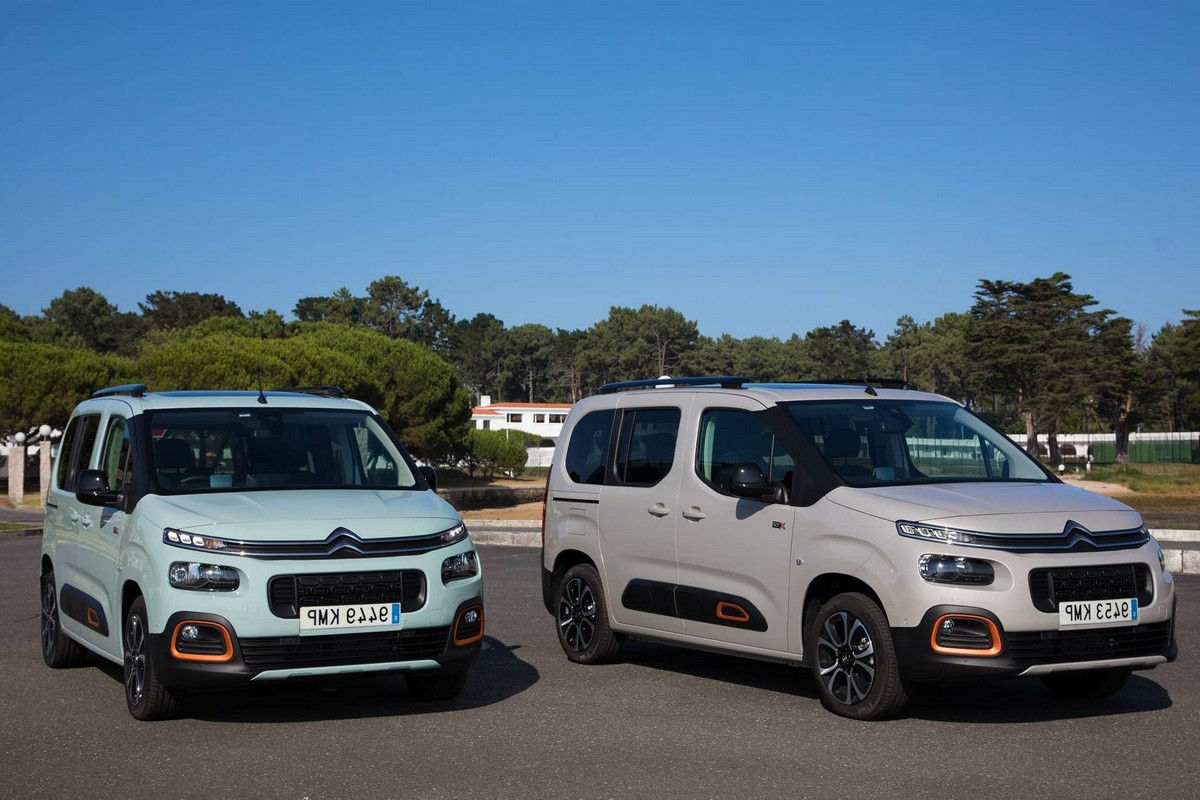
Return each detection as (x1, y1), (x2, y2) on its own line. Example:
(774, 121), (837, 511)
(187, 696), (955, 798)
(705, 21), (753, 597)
(123, 596), (185, 721)
(810, 592), (911, 720)
(554, 563), (622, 664)
(1040, 668), (1131, 699)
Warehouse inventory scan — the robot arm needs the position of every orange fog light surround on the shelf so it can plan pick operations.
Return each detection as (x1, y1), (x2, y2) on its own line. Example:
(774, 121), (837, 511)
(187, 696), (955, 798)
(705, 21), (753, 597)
(170, 620), (234, 662)
(453, 605), (485, 646)
(930, 614), (1002, 657)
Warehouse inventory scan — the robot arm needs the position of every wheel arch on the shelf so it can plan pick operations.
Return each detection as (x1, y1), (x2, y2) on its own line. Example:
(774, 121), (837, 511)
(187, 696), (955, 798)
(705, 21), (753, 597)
(801, 573), (884, 654)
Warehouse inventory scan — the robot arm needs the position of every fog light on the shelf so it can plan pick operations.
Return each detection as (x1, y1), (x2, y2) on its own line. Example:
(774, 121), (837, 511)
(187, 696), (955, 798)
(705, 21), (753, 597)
(919, 554), (994, 585)
(441, 551), (479, 583)
(931, 614), (1001, 656)
(170, 620), (234, 661)
(169, 561), (240, 591)
(453, 604), (485, 646)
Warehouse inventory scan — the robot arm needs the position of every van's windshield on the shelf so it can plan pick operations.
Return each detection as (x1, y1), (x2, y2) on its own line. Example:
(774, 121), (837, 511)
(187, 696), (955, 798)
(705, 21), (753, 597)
(146, 408), (420, 493)
(783, 399), (1050, 486)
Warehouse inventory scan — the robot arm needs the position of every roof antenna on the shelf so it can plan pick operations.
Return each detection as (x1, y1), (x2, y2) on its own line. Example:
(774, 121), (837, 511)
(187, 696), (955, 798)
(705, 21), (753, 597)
(861, 373), (878, 397)
(257, 373), (268, 404)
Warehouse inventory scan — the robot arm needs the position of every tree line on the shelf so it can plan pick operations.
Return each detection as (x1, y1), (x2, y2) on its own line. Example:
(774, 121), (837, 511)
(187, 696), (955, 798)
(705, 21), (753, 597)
(2, 274), (1197, 464)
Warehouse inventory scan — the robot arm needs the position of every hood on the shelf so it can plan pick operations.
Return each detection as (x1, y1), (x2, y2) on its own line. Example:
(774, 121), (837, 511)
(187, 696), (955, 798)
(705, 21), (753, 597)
(826, 481), (1143, 534)
(137, 489), (462, 540)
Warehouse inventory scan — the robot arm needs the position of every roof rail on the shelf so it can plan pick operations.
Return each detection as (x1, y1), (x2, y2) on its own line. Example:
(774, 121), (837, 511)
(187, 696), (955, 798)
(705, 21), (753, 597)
(598, 376), (748, 395)
(92, 383), (148, 398)
(820, 377), (912, 390)
(276, 385), (348, 398)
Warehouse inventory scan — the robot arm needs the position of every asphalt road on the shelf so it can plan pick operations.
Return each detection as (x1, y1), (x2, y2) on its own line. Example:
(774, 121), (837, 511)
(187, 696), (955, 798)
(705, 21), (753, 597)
(2, 539), (1195, 800)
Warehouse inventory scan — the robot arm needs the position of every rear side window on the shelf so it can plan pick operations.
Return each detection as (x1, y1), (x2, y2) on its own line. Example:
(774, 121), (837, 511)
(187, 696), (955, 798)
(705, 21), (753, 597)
(614, 408), (681, 486)
(55, 414), (100, 492)
(564, 410), (615, 485)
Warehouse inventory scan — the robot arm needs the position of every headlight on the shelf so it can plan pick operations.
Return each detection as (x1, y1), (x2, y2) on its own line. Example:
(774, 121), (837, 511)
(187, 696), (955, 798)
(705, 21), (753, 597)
(919, 554), (995, 585)
(439, 522), (469, 546)
(898, 521), (981, 546)
(168, 561), (240, 591)
(442, 550), (479, 583)
(164, 527), (232, 552)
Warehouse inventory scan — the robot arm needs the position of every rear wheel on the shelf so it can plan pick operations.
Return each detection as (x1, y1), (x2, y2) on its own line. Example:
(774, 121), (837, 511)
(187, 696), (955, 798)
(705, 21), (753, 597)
(810, 592), (911, 720)
(123, 596), (185, 721)
(405, 670), (468, 701)
(555, 563), (622, 664)
(1040, 668), (1132, 699)
(41, 568), (87, 668)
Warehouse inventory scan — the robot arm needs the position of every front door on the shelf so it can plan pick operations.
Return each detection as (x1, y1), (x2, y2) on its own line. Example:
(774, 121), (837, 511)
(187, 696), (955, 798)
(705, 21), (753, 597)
(674, 398), (796, 654)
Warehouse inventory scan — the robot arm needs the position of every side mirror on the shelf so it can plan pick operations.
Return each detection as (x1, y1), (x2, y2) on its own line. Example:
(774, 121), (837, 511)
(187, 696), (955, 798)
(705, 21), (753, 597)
(76, 469), (120, 507)
(728, 463), (786, 503)
(418, 465), (438, 492)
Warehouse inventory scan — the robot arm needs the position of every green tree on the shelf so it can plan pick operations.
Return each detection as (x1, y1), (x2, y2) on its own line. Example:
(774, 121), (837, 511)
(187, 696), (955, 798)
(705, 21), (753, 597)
(505, 323), (555, 402)
(294, 288), (366, 326)
(884, 313), (971, 399)
(799, 320), (881, 379)
(40, 287), (134, 354)
(462, 428), (529, 478)
(446, 312), (508, 402)
(0, 341), (134, 433)
(0, 305), (30, 343)
(139, 291), (243, 332)
(968, 273), (1114, 459)
(579, 305), (700, 387)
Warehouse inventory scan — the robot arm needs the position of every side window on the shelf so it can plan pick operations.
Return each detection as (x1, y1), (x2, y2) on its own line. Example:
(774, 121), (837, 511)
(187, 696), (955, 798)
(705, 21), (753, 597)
(55, 414), (100, 492)
(100, 417), (132, 494)
(564, 410), (615, 485)
(614, 408), (680, 486)
(696, 410), (793, 495)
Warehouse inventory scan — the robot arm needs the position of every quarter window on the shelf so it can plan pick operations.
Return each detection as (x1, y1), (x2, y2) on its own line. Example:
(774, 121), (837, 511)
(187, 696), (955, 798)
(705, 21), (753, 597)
(564, 410), (615, 485)
(100, 417), (132, 495)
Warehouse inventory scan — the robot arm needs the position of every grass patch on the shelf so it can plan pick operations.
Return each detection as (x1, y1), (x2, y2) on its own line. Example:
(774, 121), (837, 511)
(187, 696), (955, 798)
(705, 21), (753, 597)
(0, 522), (39, 532)
(1117, 495), (1200, 530)
(1082, 463), (1200, 494)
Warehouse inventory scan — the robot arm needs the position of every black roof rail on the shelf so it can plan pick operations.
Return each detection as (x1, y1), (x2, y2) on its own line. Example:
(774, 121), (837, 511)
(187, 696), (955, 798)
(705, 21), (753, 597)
(92, 383), (148, 398)
(598, 376), (749, 395)
(276, 385), (348, 398)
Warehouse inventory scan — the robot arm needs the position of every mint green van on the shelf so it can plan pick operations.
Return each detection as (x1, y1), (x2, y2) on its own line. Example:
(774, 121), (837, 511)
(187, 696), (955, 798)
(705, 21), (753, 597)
(40, 385), (483, 720)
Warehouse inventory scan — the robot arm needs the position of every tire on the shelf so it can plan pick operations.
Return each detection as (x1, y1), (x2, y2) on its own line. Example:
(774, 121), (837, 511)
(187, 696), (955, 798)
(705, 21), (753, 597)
(554, 563), (622, 665)
(810, 592), (911, 721)
(1040, 668), (1132, 699)
(40, 568), (87, 669)
(123, 596), (185, 721)
(405, 670), (469, 702)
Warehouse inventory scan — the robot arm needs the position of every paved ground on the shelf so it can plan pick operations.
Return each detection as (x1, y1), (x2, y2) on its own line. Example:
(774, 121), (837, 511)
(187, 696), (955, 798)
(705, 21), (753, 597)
(1, 539), (1195, 800)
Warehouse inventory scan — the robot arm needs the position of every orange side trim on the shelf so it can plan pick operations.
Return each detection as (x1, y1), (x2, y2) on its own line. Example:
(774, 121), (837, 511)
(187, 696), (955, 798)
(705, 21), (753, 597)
(715, 601), (751, 623)
(930, 614), (1003, 657)
(170, 620), (234, 662)
(453, 605), (485, 646)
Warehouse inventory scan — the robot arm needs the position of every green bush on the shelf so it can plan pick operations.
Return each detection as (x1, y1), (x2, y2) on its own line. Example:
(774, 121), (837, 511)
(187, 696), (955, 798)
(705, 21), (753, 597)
(463, 429), (529, 479)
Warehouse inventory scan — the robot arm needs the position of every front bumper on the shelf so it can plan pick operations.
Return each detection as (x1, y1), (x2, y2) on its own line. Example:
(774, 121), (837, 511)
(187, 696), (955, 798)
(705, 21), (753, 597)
(892, 601), (1178, 683)
(149, 596), (484, 689)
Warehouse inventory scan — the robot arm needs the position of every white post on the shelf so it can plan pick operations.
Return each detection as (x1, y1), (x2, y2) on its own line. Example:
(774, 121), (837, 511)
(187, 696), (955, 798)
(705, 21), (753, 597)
(40, 445), (52, 505)
(7, 444), (24, 505)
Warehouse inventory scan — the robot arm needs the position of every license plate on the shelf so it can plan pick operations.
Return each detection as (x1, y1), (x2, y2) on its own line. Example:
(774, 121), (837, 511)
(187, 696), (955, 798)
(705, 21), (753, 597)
(1058, 597), (1138, 628)
(299, 603), (402, 632)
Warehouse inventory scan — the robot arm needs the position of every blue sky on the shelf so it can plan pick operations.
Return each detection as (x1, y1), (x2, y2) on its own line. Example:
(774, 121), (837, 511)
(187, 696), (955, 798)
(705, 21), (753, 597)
(1, 1), (1197, 342)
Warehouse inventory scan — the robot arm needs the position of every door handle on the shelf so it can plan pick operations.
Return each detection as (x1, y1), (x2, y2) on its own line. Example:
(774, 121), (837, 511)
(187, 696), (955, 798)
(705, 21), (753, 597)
(682, 506), (707, 521)
(648, 503), (671, 518)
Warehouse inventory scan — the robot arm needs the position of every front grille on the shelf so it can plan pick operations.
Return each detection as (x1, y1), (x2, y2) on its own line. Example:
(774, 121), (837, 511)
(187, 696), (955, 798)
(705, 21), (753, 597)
(1005, 621), (1172, 665)
(268, 571), (426, 618)
(1028, 564), (1153, 613)
(239, 626), (451, 670)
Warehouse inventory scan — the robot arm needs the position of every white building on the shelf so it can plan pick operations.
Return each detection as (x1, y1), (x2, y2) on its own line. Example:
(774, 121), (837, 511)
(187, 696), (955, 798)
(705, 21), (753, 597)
(471, 396), (573, 467)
